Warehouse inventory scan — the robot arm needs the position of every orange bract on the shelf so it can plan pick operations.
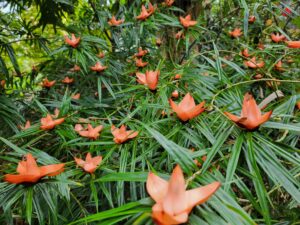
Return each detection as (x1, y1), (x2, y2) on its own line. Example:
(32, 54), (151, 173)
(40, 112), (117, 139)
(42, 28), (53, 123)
(111, 124), (138, 144)
(248, 15), (256, 23)
(136, 3), (155, 20)
(42, 78), (56, 88)
(136, 70), (160, 90)
(91, 62), (108, 72)
(74, 152), (102, 174)
(147, 165), (220, 225)
(134, 47), (148, 58)
(108, 16), (124, 26)
(270, 33), (286, 43)
(224, 93), (272, 130)
(164, 0), (174, 6)
(40, 114), (65, 130)
(179, 15), (197, 28)
(229, 28), (242, 38)
(62, 76), (74, 84)
(64, 33), (80, 48)
(75, 124), (103, 140)
(169, 93), (205, 121)
(135, 58), (148, 67)
(244, 57), (265, 69)
(286, 41), (300, 48)
(241, 48), (251, 57)
(4, 153), (64, 184)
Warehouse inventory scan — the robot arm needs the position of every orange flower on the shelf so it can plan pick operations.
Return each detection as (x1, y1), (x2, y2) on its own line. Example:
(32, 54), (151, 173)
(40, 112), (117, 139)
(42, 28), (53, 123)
(147, 165), (221, 225)
(91, 62), (108, 72)
(70, 64), (81, 72)
(97, 52), (105, 58)
(72, 93), (81, 100)
(75, 124), (103, 140)
(229, 28), (242, 38)
(40, 113), (65, 130)
(286, 41), (300, 48)
(111, 124), (138, 144)
(135, 47), (148, 57)
(171, 90), (179, 98)
(136, 4), (154, 20)
(174, 74), (181, 80)
(4, 153), (64, 184)
(179, 15), (197, 28)
(135, 58), (148, 67)
(241, 48), (250, 57)
(248, 15), (256, 23)
(169, 93), (205, 121)
(74, 152), (102, 174)
(297, 101), (300, 110)
(244, 57), (265, 69)
(164, 0), (174, 6)
(270, 33), (286, 43)
(20, 120), (31, 130)
(175, 30), (185, 39)
(108, 16), (124, 26)
(62, 76), (74, 84)
(42, 78), (56, 88)
(224, 93), (272, 130)
(136, 70), (160, 90)
(1, 80), (6, 87)
(64, 33), (80, 48)
(257, 42), (265, 50)
(275, 60), (284, 71)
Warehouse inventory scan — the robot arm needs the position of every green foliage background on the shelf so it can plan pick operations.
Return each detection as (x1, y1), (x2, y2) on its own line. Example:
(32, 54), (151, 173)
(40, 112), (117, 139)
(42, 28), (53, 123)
(0, 0), (299, 224)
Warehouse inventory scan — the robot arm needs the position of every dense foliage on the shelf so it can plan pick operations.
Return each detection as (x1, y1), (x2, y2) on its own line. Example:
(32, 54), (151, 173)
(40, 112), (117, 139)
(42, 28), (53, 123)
(0, 0), (299, 224)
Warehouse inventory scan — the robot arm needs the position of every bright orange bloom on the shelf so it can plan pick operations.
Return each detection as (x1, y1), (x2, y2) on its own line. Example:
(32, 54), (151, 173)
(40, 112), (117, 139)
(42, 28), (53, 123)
(20, 120), (31, 130)
(175, 30), (185, 39)
(72, 93), (81, 100)
(136, 4), (153, 20)
(164, 0), (174, 6)
(1, 80), (5, 87)
(244, 57), (265, 69)
(75, 124), (103, 140)
(135, 58), (148, 67)
(286, 41), (300, 48)
(248, 15), (256, 23)
(74, 152), (102, 174)
(147, 165), (221, 225)
(171, 90), (179, 98)
(64, 33), (80, 48)
(108, 16), (124, 26)
(4, 153), (64, 184)
(147, 3), (156, 15)
(42, 78), (56, 88)
(111, 124), (138, 144)
(297, 101), (300, 110)
(179, 15), (197, 28)
(136, 70), (160, 90)
(91, 62), (108, 72)
(229, 28), (242, 38)
(135, 47), (148, 57)
(70, 64), (81, 72)
(169, 93), (205, 121)
(174, 74), (182, 80)
(271, 33), (286, 43)
(275, 61), (284, 71)
(224, 93), (272, 130)
(62, 76), (74, 84)
(40, 113), (65, 130)
(241, 48), (250, 57)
